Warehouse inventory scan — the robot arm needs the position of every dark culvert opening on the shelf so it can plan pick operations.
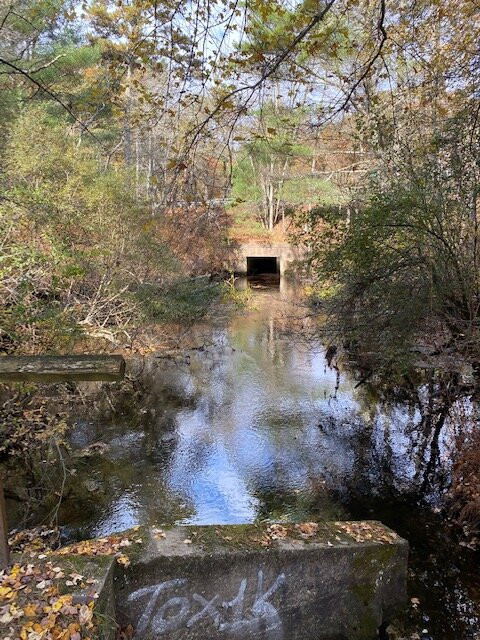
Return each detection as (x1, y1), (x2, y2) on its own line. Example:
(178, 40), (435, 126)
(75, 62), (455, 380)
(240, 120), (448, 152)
(247, 256), (279, 276)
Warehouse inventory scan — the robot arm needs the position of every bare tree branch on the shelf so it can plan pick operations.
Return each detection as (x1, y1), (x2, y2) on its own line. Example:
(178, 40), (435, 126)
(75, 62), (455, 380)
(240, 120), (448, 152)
(184, 0), (338, 155)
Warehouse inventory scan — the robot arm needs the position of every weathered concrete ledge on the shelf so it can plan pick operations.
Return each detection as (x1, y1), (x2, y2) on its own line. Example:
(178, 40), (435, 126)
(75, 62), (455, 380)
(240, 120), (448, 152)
(113, 521), (408, 640)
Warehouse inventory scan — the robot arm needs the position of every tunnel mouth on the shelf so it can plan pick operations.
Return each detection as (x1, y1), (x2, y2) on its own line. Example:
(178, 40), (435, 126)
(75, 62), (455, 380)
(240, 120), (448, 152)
(247, 256), (279, 276)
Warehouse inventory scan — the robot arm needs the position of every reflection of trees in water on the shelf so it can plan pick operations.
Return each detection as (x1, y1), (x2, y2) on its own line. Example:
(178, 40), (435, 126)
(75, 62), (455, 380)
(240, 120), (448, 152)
(314, 365), (480, 640)
(235, 283), (478, 508)
(346, 366), (477, 499)
(56, 359), (203, 538)
(252, 486), (346, 523)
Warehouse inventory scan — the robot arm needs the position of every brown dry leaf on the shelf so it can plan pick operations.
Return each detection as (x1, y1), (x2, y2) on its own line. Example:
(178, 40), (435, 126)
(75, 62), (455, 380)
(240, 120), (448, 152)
(56, 532), (140, 558)
(295, 522), (319, 538)
(267, 524), (288, 540)
(62, 604), (79, 616)
(79, 603), (93, 627)
(335, 521), (397, 544)
(1, 558), (99, 639)
(66, 621), (81, 634)
(24, 602), (38, 617)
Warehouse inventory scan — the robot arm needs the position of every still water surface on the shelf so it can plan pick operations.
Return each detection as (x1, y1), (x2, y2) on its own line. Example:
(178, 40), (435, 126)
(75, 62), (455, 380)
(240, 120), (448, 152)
(67, 278), (479, 639)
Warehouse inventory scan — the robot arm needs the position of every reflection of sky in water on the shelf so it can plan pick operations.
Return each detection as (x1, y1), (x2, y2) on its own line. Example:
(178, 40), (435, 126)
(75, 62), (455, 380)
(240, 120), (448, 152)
(61, 281), (479, 640)
(164, 288), (363, 525)
(74, 280), (426, 533)
(92, 491), (139, 537)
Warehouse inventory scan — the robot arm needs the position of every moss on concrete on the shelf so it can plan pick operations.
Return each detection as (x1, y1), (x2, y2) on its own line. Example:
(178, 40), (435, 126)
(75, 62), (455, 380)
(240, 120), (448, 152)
(347, 543), (403, 639)
(186, 521), (355, 553)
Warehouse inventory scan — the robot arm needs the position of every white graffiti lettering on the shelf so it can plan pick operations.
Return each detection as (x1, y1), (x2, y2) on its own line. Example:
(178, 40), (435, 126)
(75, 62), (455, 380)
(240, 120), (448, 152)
(127, 570), (286, 639)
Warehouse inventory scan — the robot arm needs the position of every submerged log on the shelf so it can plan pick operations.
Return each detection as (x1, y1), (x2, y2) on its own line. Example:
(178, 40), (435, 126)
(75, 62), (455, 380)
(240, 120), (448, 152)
(0, 355), (125, 382)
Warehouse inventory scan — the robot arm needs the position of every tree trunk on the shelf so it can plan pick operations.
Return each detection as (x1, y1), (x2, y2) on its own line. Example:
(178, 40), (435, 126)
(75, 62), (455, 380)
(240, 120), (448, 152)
(124, 62), (133, 167)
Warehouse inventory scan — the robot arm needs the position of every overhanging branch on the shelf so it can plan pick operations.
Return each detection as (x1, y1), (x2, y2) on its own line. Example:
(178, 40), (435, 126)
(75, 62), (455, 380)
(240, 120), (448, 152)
(0, 57), (101, 143)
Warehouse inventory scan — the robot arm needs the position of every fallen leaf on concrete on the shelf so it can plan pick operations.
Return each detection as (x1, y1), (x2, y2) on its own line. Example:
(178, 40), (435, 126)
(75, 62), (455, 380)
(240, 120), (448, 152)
(335, 521), (398, 544)
(116, 555), (131, 567)
(8, 527), (60, 556)
(295, 522), (319, 538)
(267, 524), (288, 540)
(0, 560), (99, 639)
(56, 533), (141, 557)
(24, 603), (38, 617)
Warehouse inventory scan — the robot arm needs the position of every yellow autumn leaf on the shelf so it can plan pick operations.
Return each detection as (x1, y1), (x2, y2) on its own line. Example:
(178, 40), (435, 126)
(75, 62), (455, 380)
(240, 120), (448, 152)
(10, 564), (22, 578)
(116, 554), (130, 567)
(24, 603), (38, 617)
(0, 586), (14, 600)
(52, 599), (64, 612)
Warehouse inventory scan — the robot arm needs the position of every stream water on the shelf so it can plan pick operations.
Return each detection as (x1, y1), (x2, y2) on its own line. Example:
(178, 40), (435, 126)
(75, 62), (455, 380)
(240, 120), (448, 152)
(59, 277), (479, 639)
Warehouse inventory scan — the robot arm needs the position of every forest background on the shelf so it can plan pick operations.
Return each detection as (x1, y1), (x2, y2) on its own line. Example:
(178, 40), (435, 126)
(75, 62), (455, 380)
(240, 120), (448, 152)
(1, 0), (480, 546)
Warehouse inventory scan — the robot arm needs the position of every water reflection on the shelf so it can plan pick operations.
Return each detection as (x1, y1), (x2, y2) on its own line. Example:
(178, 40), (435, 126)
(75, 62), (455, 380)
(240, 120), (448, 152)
(63, 279), (475, 533)
(60, 276), (479, 639)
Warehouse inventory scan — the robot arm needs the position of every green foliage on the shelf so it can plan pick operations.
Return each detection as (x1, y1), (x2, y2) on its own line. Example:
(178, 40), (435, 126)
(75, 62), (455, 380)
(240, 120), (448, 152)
(0, 104), (177, 351)
(279, 177), (343, 206)
(231, 102), (322, 229)
(303, 110), (480, 371)
(231, 153), (263, 203)
(221, 275), (254, 309)
(241, 0), (354, 75)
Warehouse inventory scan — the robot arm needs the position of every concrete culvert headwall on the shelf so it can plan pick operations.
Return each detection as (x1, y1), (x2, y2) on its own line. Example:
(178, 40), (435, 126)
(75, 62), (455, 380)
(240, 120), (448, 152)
(232, 242), (306, 276)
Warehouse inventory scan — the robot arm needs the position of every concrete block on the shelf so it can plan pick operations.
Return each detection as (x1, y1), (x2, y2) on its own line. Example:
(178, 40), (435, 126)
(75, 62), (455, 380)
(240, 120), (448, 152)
(114, 522), (408, 640)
